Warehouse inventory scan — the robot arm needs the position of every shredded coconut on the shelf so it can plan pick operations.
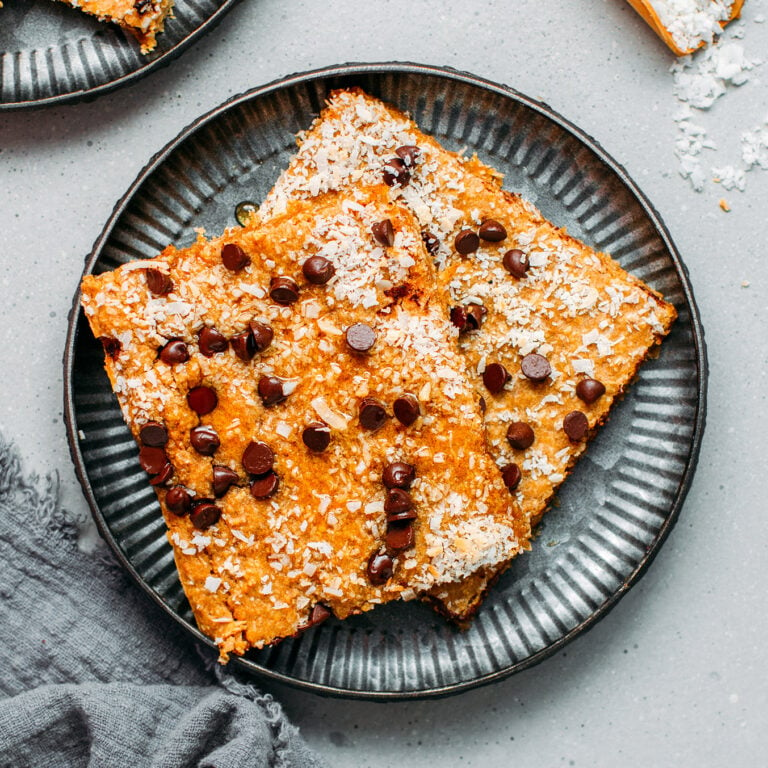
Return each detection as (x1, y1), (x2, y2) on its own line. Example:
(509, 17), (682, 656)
(650, 0), (735, 52)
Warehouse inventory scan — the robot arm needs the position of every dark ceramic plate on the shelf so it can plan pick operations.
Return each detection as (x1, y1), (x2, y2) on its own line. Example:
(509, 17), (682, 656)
(0, 0), (239, 109)
(64, 63), (707, 699)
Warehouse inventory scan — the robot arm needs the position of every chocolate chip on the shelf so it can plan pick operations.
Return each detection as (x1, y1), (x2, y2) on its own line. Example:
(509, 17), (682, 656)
(230, 329), (256, 361)
(454, 229), (480, 255)
(250, 471), (279, 499)
(149, 462), (174, 486)
(501, 463), (522, 492)
(308, 603), (332, 626)
(302, 255), (335, 285)
(382, 462), (416, 490)
(139, 421), (168, 447)
(382, 157), (410, 187)
(145, 268), (172, 296)
(100, 336), (121, 360)
(421, 231), (440, 256)
(479, 219), (507, 242)
(563, 410), (589, 441)
(359, 397), (389, 431)
(371, 219), (395, 247)
(159, 339), (189, 365)
(386, 521), (414, 552)
(212, 465), (239, 497)
(242, 440), (274, 475)
(189, 501), (221, 530)
(187, 386), (217, 415)
(138, 446), (169, 475)
(221, 242), (250, 272)
(302, 422), (331, 452)
(345, 323), (376, 353)
(482, 363), (510, 394)
(520, 353), (551, 382)
(384, 488), (414, 518)
(258, 375), (288, 406)
(190, 425), (220, 456)
(576, 377), (606, 404)
(450, 305), (468, 332)
(393, 394), (420, 426)
(395, 145), (421, 167)
(506, 422), (535, 450)
(165, 486), (192, 516)
(198, 326), (229, 357)
(249, 321), (274, 352)
(269, 276), (299, 305)
(466, 304), (487, 331)
(503, 249), (530, 278)
(367, 551), (394, 585)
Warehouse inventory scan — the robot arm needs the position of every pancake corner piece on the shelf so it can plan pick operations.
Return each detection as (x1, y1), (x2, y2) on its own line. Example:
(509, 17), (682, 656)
(80, 185), (530, 662)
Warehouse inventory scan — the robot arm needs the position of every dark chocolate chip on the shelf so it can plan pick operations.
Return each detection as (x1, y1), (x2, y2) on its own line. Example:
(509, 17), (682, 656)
(382, 462), (416, 490)
(371, 219), (395, 247)
(242, 440), (274, 475)
(483, 362), (510, 395)
(520, 353), (551, 382)
(100, 336), (121, 360)
(359, 397), (389, 431)
(302, 255), (335, 285)
(198, 326), (229, 357)
(139, 421), (168, 447)
(421, 230), (440, 256)
(235, 200), (258, 227)
(308, 603), (332, 626)
(230, 329), (256, 361)
(212, 465), (239, 497)
(576, 377), (606, 405)
(145, 268), (172, 296)
(149, 462), (174, 486)
(386, 521), (415, 552)
(506, 422), (535, 450)
(189, 501), (221, 530)
(138, 445), (169, 475)
(159, 339), (189, 365)
(384, 488), (414, 517)
(221, 242), (250, 272)
(450, 305), (468, 332)
(454, 229), (480, 255)
(503, 249), (530, 279)
(165, 486), (192, 516)
(250, 321), (274, 352)
(250, 471), (279, 499)
(302, 422), (331, 452)
(395, 145), (421, 167)
(501, 463), (522, 492)
(269, 276), (299, 305)
(382, 157), (410, 187)
(190, 425), (220, 456)
(367, 551), (394, 585)
(393, 394), (420, 426)
(466, 304), (487, 331)
(187, 386), (217, 415)
(258, 375), (288, 407)
(345, 322), (376, 353)
(479, 219), (508, 242)
(563, 410), (589, 441)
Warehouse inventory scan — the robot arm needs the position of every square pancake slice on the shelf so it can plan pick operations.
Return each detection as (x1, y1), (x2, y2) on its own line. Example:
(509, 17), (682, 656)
(80, 185), (529, 661)
(260, 88), (678, 617)
(53, 0), (174, 52)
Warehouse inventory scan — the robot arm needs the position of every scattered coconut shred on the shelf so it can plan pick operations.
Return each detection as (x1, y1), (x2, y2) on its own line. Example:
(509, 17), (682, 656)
(655, 0), (768, 198)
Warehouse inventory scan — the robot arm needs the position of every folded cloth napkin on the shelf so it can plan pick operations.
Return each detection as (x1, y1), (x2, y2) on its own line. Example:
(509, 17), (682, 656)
(0, 433), (326, 768)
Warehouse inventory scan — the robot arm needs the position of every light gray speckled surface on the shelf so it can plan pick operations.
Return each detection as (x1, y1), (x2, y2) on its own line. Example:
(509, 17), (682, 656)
(1, 0), (767, 765)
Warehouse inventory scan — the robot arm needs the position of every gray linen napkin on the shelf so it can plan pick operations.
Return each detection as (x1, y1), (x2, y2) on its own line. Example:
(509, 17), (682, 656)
(0, 433), (325, 768)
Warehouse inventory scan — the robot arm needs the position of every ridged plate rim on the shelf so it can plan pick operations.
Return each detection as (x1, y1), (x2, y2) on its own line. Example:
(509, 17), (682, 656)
(0, 0), (241, 110)
(63, 61), (708, 699)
